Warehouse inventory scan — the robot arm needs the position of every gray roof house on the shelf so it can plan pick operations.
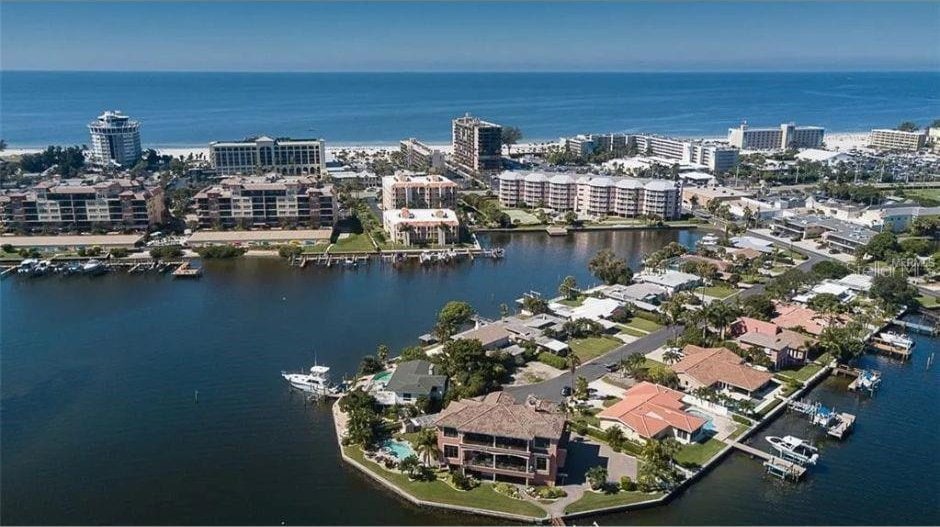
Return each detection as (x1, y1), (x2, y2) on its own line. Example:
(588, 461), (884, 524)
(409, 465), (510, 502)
(377, 360), (448, 406)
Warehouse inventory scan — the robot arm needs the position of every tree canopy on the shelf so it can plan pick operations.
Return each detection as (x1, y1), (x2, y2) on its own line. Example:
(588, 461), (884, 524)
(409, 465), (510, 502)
(435, 338), (506, 400)
(588, 249), (633, 285)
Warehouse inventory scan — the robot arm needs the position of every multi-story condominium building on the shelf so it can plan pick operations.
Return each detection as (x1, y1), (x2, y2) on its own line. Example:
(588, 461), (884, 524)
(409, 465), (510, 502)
(564, 133), (631, 157)
(209, 136), (326, 176)
(382, 208), (459, 246)
(193, 176), (336, 229)
(452, 114), (502, 176)
(400, 138), (445, 172)
(496, 172), (682, 220)
(728, 122), (825, 150)
(1, 178), (164, 232)
(565, 135), (597, 157)
(868, 129), (927, 151)
(381, 173), (458, 210)
(771, 214), (876, 255)
(87, 111), (142, 167)
(633, 135), (739, 173)
(435, 392), (568, 486)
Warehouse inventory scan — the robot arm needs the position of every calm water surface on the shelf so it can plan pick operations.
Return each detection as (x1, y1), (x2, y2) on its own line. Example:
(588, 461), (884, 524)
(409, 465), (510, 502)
(2, 230), (938, 525)
(3, 71), (939, 147)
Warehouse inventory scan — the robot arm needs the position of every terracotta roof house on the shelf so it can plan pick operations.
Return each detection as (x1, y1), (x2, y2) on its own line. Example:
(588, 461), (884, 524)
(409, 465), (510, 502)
(674, 345), (773, 396)
(730, 317), (812, 369)
(598, 382), (706, 444)
(452, 323), (512, 350)
(769, 302), (849, 337)
(435, 392), (568, 486)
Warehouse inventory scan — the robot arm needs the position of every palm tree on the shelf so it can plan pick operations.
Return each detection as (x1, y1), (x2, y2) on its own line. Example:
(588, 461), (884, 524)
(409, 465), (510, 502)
(706, 302), (739, 341)
(662, 348), (682, 365)
(624, 353), (646, 378)
(414, 429), (440, 467)
(566, 353), (582, 387)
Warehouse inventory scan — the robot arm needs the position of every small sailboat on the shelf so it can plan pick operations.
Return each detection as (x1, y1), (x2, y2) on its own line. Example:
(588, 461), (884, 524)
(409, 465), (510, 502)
(766, 435), (819, 465)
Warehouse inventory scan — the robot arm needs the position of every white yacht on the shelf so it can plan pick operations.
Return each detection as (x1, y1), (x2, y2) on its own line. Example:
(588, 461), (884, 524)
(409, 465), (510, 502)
(766, 435), (819, 465)
(281, 365), (334, 396)
(878, 331), (914, 352)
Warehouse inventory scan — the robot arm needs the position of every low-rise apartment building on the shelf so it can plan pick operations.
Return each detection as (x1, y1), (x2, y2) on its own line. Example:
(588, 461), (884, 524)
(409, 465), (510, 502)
(381, 173), (458, 210)
(400, 138), (445, 172)
(435, 392), (568, 486)
(728, 122), (825, 150)
(193, 176), (336, 229)
(210, 136), (326, 176)
(382, 208), (459, 246)
(1, 178), (165, 232)
(496, 172), (682, 220)
(868, 129), (927, 151)
(771, 214), (876, 255)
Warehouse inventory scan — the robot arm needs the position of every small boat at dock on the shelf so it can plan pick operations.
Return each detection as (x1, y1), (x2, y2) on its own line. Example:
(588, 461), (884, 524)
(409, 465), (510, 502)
(877, 331), (914, 352)
(281, 364), (341, 397)
(766, 435), (819, 465)
(82, 259), (108, 276)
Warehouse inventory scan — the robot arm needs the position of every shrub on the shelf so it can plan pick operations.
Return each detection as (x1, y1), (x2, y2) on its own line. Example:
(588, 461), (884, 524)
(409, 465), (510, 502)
(537, 352), (567, 370)
(278, 244), (303, 258)
(536, 486), (567, 499)
(450, 470), (479, 490)
(196, 244), (246, 259)
(493, 482), (521, 499)
(620, 476), (637, 491)
(110, 248), (130, 258)
(586, 465), (608, 491)
(150, 245), (183, 260)
(2, 244), (14, 253)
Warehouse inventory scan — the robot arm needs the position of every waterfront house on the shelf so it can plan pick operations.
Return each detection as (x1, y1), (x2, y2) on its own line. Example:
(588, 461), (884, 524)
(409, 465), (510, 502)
(435, 392), (568, 486)
(673, 345), (773, 397)
(770, 302), (846, 337)
(598, 382), (707, 444)
(374, 360), (447, 406)
(452, 323), (513, 350)
(730, 317), (811, 369)
(634, 269), (703, 295)
(791, 281), (857, 305)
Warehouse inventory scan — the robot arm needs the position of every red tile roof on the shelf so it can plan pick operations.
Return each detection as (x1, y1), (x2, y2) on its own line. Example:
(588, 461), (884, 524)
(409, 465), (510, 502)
(675, 345), (773, 392)
(598, 382), (705, 439)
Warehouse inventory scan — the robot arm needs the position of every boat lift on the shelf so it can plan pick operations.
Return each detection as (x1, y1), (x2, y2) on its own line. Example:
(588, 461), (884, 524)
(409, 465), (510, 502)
(788, 399), (856, 440)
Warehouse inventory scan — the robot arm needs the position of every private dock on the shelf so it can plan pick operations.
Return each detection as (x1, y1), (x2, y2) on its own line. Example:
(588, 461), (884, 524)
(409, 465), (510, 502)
(868, 334), (914, 360)
(728, 441), (807, 481)
(787, 399), (856, 439)
(546, 226), (568, 236)
(172, 262), (202, 278)
(890, 318), (936, 336)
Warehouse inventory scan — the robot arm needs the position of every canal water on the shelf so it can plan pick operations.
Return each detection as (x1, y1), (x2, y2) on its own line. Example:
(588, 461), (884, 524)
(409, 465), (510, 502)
(2, 230), (938, 525)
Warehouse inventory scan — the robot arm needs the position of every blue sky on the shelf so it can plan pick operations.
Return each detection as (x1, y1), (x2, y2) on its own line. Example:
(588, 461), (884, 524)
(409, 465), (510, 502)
(2, 1), (938, 72)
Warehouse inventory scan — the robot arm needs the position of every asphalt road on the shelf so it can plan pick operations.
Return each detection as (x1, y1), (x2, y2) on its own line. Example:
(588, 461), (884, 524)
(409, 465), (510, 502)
(507, 245), (825, 403)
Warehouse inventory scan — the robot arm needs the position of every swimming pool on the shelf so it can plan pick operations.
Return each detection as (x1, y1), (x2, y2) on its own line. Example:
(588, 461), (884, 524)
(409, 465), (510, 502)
(372, 370), (393, 383)
(687, 408), (718, 433)
(381, 439), (416, 461)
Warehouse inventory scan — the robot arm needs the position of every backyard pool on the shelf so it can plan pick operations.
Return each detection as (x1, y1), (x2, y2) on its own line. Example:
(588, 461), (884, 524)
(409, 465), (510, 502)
(381, 439), (416, 461)
(372, 370), (393, 383)
(687, 408), (718, 433)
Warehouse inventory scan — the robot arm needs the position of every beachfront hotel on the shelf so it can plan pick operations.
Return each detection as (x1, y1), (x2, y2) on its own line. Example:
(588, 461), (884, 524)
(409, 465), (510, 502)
(193, 176), (337, 229)
(727, 122), (825, 151)
(381, 173), (458, 210)
(399, 138), (445, 172)
(632, 135), (739, 173)
(435, 392), (568, 486)
(0, 178), (164, 232)
(209, 136), (326, 176)
(87, 111), (142, 167)
(382, 208), (459, 246)
(451, 114), (503, 177)
(496, 172), (682, 220)
(868, 129), (927, 151)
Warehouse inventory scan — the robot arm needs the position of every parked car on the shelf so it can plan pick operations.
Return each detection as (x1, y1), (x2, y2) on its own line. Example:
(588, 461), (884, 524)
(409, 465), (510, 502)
(560, 385), (572, 397)
(604, 362), (620, 372)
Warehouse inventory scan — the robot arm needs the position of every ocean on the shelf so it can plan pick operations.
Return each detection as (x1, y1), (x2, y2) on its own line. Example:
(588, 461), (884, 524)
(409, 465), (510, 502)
(2, 231), (939, 525)
(2, 71), (939, 147)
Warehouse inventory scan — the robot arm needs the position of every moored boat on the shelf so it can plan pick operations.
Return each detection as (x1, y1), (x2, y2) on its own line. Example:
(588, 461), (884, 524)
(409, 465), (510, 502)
(766, 435), (819, 465)
(281, 365), (338, 396)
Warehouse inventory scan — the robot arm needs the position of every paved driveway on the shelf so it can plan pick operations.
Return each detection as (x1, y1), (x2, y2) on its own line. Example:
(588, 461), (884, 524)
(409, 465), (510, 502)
(561, 434), (637, 485)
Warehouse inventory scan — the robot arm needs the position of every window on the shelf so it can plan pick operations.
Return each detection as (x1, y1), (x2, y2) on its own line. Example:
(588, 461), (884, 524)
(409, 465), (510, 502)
(535, 457), (548, 472)
(533, 437), (550, 450)
(443, 427), (458, 438)
(444, 445), (458, 459)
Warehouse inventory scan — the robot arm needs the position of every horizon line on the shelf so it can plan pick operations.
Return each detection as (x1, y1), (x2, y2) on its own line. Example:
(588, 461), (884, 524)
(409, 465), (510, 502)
(3, 68), (939, 75)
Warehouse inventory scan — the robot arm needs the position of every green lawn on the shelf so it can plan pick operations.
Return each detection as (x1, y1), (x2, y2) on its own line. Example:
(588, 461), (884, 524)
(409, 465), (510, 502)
(0, 250), (23, 260)
(332, 233), (376, 253)
(558, 295), (585, 307)
(777, 362), (823, 383)
(619, 327), (646, 338)
(727, 423), (750, 441)
(570, 336), (622, 362)
(757, 398), (783, 417)
(701, 284), (738, 299)
(504, 209), (542, 226)
(301, 243), (331, 254)
(602, 397), (622, 408)
(564, 490), (663, 514)
(917, 295), (940, 309)
(674, 438), (727, 468)
(901, 188), (940, 207)
(344, 446), (545, 518)
(623, 317), (662, 333)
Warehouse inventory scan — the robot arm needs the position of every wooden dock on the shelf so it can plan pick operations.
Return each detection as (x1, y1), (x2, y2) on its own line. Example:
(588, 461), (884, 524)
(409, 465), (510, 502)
(890, 319), (936, 336)
(728, 441), (807, 480)
(828, 412), (856, 439)
(868, 337), (913, 360)
(546, 226), (568, 236)
(172, 262), (202, 278)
